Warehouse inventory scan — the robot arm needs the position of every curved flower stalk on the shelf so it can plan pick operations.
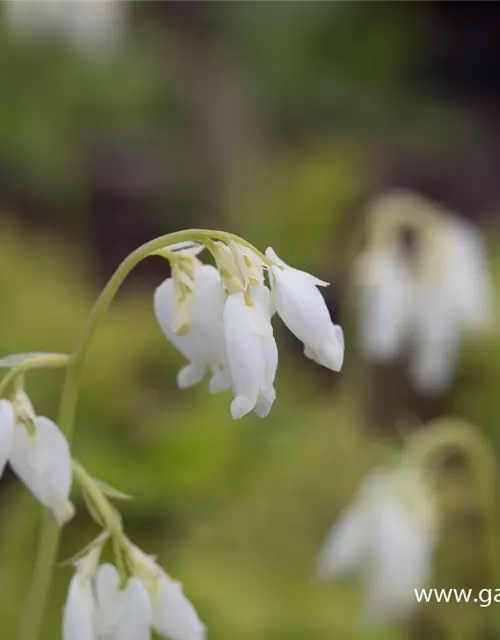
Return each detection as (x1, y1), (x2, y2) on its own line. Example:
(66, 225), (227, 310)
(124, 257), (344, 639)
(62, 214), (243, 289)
(315, 466), (437, 625)
(0, 228), (344, 640)
(354, 191), (494, 395)
(155, 240), (344, 418)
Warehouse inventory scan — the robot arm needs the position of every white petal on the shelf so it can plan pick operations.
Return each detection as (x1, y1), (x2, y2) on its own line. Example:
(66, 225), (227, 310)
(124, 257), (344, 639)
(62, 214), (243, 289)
(364, 499), (434, 623)
(151, 576), (205, 640)
(63, 575), (96, 640)
(9, 416), (73, 524)
(0, 400), (14, 480)
(96, 564), (122, 635)
(443, 219), (493, 333)
(315, 504), (367, 579)
(304, 324), (344, 372)
(266, 249), (342, 370)
(208, 368), (232, 394)
(177, 364), (207, 390)
(410, 293), (459, 395)
(254, 386), (276, 418)
(110, 578), (152, 640)
(154, 266), (227, 389)
(356, 246), (415, 362)
(154, 278), (199, 362)
(272, 269), (332, 343)
(265, 247), (329, 287)
(223, 292), (272, 419)
(191, 265), (227, 366)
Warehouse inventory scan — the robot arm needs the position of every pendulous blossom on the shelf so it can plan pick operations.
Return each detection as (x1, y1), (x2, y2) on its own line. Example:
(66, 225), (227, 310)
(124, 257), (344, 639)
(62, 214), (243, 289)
(0, 392), (73, 524)
(355, 192), (493, 395)
(223, 285), (277, 419)
(128, 542), (206, 640)
(155, 263), (230, 394)
(63, 544), (205, 640)
(155, 239), (344, 418)
(316, 467), (437, 625)
(265, 247), (344, 372)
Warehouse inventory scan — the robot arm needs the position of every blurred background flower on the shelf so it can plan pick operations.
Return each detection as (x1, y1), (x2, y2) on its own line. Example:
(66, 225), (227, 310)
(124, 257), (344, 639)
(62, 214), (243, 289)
(2, 2), (500, 639)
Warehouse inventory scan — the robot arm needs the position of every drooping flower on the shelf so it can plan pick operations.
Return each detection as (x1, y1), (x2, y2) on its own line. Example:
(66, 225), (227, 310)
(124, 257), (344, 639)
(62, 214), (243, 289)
(0, 393), (74, 524)
(155, 238), (345, 418)
(355, 192), (494, 395)
(316, 467), (436, 625)
(127, 543), (206, 640)
(95, 565), (152, 640)
(155, 263), (230, 393)
(223, 285), (278, 419)
(63, 549), (99, 640)
(265, 247), (344, 372)
(9, 413), (74, 525)
(63, 557), (153, 640)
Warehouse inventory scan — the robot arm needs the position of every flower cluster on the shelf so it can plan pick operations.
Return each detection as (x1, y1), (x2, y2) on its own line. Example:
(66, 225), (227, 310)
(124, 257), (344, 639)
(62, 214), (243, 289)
(63, 539), (205, 640)
(154, 241), (344, 419)
(315, 466), (437, 624)
(354, 192), (493, 395)
(0, 393), (73, 525)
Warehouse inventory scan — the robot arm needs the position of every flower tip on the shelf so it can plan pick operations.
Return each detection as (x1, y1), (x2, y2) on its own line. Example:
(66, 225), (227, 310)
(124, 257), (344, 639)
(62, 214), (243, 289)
(230, 396), (254, 420)
(264, 246), (282, 266)
(177, 364), (206, 390)
(54, 499), (76, 526)
(196, 624), (208, 640)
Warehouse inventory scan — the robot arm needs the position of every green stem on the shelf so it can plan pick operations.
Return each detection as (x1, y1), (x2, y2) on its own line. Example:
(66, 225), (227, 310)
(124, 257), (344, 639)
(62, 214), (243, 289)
(17, 228), (261, 640)
(0, 354), (70, 398)
(73, 461), (123, 535)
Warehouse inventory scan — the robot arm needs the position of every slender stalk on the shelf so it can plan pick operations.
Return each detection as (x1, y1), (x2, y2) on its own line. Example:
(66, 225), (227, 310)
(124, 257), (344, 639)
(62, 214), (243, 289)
(17, 228), (261, 640)
(0, 354), (70, 398)
(404, 419), (500, 630)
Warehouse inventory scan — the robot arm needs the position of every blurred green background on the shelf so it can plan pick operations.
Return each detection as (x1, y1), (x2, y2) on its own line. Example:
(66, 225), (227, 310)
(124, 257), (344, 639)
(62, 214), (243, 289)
(1, 2), (500, 639)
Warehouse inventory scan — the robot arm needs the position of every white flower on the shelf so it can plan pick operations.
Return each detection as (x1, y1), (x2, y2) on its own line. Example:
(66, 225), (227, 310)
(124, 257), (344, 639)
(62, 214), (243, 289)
(6, 0), (127, 58)
(0, 394), (74, 524)
(155, 264), (231, 393)
(355, 194), (494, 395)
(63, 574), (96, 640)
(63, 550), (99, 640)
(9, 412), (74, 525)
(265, 247), (344, 372)
(223, 285), (278, 419)
(64, 559), (153, 640)
(128, 544), (206, 640)
(97, 570), (152, 640)
(0, 400), (15, 480)
(316, 468), (436, 625)
(410, 219), (493, 394)
(354, 243), (416, 362)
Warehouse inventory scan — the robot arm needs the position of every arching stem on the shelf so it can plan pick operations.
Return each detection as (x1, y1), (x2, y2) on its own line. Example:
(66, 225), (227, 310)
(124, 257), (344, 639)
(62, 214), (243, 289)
(17, 228), (264, 640)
